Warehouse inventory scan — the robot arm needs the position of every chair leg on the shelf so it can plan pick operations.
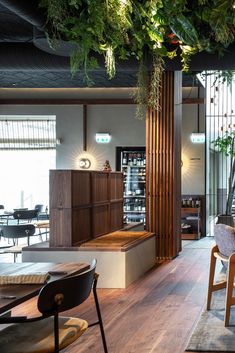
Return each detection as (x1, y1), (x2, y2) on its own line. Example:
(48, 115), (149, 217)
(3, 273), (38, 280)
(93, 274), (108, 353)
(207, 245), (218, 310)
(225, 253), (235, 326)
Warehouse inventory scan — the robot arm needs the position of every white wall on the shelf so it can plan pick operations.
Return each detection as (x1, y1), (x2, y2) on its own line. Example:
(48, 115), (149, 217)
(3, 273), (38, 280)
(0, 102), (145, 171)
(0, 86), (205, 196)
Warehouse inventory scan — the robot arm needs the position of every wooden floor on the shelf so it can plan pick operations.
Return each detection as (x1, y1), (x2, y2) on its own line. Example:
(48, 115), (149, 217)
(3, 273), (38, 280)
(11, 237), (218, 353)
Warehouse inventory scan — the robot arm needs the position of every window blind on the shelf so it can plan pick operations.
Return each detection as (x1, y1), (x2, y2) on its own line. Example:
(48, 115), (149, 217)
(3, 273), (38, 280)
(0, 119), (56, 150)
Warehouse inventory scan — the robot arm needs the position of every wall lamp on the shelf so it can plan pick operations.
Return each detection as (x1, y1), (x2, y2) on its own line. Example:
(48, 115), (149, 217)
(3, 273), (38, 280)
(79, 158), (91, 169)
(95, 133), (111, 143)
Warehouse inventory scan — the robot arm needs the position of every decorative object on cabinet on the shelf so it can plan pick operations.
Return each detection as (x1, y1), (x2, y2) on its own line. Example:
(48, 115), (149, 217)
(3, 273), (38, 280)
(102, 160), (112, 172)
(49, 170), (123, 247)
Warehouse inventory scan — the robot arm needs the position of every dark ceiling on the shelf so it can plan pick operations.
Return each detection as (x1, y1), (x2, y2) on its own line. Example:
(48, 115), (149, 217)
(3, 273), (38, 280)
(0, 1), (235, 89)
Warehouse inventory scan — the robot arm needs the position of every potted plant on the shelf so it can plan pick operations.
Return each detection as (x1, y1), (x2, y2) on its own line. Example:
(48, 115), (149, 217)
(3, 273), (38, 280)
(38, 0), (235, 117)
(213, 130), (235, 226)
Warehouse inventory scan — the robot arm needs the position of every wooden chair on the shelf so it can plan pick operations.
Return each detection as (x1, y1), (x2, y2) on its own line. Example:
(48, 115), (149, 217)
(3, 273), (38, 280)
(207, 223), (235, 326)
(0, 259), (108, 353)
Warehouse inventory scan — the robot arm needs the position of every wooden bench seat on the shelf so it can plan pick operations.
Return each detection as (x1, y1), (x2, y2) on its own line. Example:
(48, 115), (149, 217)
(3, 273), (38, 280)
(79, 231), (154, 251)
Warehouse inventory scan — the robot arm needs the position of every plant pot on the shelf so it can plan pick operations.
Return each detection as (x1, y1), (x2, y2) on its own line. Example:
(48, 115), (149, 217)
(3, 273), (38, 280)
(217, 214), (234, 227)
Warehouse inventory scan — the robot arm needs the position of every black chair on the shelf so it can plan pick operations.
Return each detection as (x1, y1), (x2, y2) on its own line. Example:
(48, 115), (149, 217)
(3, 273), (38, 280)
(35, 204), (49, 220)
(34, 204), (44, 213)
(13, 209), (39, 224)
(0, 259), (108, 353)
(0, 224), (36, 261)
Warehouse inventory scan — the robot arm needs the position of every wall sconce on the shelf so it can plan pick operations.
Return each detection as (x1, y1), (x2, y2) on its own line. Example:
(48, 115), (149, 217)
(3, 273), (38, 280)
(190, 133), (205, 143)
(95, 133), (111, 143)
(79, 158), (91, 169)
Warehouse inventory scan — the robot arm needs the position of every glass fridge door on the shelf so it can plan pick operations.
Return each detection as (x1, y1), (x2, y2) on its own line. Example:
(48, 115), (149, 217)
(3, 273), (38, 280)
(117, 147), (146, 225)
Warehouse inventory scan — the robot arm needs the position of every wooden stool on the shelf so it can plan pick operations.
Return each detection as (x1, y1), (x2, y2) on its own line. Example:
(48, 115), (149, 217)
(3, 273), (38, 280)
(207, 244), (235, 326)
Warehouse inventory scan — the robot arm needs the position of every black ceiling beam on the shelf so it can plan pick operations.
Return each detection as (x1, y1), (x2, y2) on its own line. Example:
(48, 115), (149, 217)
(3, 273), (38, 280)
(0, 0), (46, 30)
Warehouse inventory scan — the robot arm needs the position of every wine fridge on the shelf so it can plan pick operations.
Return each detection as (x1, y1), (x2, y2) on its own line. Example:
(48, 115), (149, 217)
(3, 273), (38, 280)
(116, 146), (146, 225)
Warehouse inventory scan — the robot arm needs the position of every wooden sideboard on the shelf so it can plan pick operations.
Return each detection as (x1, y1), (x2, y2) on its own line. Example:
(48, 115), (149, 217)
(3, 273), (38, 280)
(181, 207), (201, 240)
(49, 170), (123, 247)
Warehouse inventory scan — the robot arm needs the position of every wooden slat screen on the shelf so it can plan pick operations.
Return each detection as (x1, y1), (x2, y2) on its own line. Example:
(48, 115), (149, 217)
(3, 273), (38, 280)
(146, 71), (182, 259)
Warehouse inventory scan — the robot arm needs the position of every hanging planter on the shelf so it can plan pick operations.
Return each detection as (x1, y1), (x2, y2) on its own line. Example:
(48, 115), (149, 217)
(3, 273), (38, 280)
(39, 0), (235, 117)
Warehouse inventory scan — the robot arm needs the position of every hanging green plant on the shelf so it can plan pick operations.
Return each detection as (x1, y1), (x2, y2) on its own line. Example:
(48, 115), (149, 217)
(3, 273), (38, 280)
(39, 0), (235, 116)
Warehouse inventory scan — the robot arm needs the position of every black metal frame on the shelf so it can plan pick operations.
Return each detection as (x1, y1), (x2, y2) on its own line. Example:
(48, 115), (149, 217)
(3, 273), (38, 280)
(0, 259), (108, 353)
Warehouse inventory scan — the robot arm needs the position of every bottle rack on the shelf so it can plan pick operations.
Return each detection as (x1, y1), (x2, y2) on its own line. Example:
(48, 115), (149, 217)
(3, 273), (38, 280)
(121, 150), (146, 224)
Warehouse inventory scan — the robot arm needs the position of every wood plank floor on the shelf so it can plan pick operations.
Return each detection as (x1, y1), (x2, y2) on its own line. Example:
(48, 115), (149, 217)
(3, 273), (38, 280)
(11, 237), (219, 353)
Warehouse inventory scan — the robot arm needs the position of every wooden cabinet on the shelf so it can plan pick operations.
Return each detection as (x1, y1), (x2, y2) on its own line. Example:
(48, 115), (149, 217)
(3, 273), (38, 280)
(49, 170), (123, 247)
(181, 207), (201, 240)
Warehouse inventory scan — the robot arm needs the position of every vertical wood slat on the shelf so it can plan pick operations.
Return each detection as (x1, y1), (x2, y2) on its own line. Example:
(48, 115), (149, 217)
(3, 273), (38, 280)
(146, 71), (182, 259)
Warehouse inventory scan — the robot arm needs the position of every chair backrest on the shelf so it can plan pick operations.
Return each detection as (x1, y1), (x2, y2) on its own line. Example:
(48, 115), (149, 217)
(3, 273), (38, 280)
(13, 209), (38, 221)
(37, 259), (97, 315)
(0, 224), (36, 239)
(34, 204), (44, 212)
(214, 223), (235, 257)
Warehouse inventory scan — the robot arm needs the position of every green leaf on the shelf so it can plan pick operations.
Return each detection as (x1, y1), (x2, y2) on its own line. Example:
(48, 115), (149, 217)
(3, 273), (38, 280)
(170, 15), (199, 45)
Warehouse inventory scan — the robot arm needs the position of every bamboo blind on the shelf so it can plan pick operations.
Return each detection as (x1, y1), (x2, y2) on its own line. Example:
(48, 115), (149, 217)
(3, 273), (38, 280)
(146, 71), (182, 259)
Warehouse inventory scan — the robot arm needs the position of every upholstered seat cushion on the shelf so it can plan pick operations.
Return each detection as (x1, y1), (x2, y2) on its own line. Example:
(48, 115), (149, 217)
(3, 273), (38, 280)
(214, 224), (235, 257)
(0, 316), (88, 353)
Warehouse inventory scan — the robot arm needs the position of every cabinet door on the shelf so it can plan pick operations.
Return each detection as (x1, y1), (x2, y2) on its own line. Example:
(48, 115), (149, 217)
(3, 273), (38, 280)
(92, 204), (110, 238)
(110, 201), (123, 231)
(49, 208), (72, 247)
(110, 173), (123, 200)
(72, 171), (91, 207)
(50, 170), (72, 209)
(92, 172), (109, 203)
(72, 207), (92, 245)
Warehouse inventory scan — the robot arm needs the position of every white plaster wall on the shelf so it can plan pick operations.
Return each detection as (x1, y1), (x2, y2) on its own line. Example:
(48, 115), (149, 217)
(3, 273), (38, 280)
(0, 87), (204, 195)
(87, 105), (145, 171)
(0, 103), (145, 171)
(0, 105), (83, 169)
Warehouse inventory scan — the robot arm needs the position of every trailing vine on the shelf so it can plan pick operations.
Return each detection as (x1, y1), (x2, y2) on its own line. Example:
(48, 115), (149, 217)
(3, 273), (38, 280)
(148, 55), (164, 112)
(39, 0), (235, 117)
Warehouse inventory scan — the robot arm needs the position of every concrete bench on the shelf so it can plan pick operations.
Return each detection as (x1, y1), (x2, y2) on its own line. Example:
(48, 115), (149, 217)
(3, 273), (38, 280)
(22, 230), (156, 288)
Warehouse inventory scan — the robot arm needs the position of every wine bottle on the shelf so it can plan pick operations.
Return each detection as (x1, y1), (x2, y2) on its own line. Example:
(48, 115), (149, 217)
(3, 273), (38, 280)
(133, 153), (137, 165)
(122, 152), (127, 165)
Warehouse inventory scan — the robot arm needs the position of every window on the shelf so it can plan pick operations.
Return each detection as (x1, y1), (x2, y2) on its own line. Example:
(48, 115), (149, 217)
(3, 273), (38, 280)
(0, 116), (56, 210)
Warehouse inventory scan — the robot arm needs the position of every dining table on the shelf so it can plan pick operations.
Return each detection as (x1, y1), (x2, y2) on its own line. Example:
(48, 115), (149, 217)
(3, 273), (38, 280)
(0, 262), (90, 315)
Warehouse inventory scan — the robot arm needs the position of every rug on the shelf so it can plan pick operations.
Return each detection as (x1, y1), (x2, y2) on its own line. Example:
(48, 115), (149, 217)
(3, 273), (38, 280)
(186, 289), (235, 352)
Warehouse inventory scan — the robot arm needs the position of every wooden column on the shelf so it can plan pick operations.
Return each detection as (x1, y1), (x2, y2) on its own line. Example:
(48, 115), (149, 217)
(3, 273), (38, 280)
(146, 71), (182, 259)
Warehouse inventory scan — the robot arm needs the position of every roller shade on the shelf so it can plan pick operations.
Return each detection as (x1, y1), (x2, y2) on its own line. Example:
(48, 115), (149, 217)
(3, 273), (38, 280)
(0, 118), (56, 150)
